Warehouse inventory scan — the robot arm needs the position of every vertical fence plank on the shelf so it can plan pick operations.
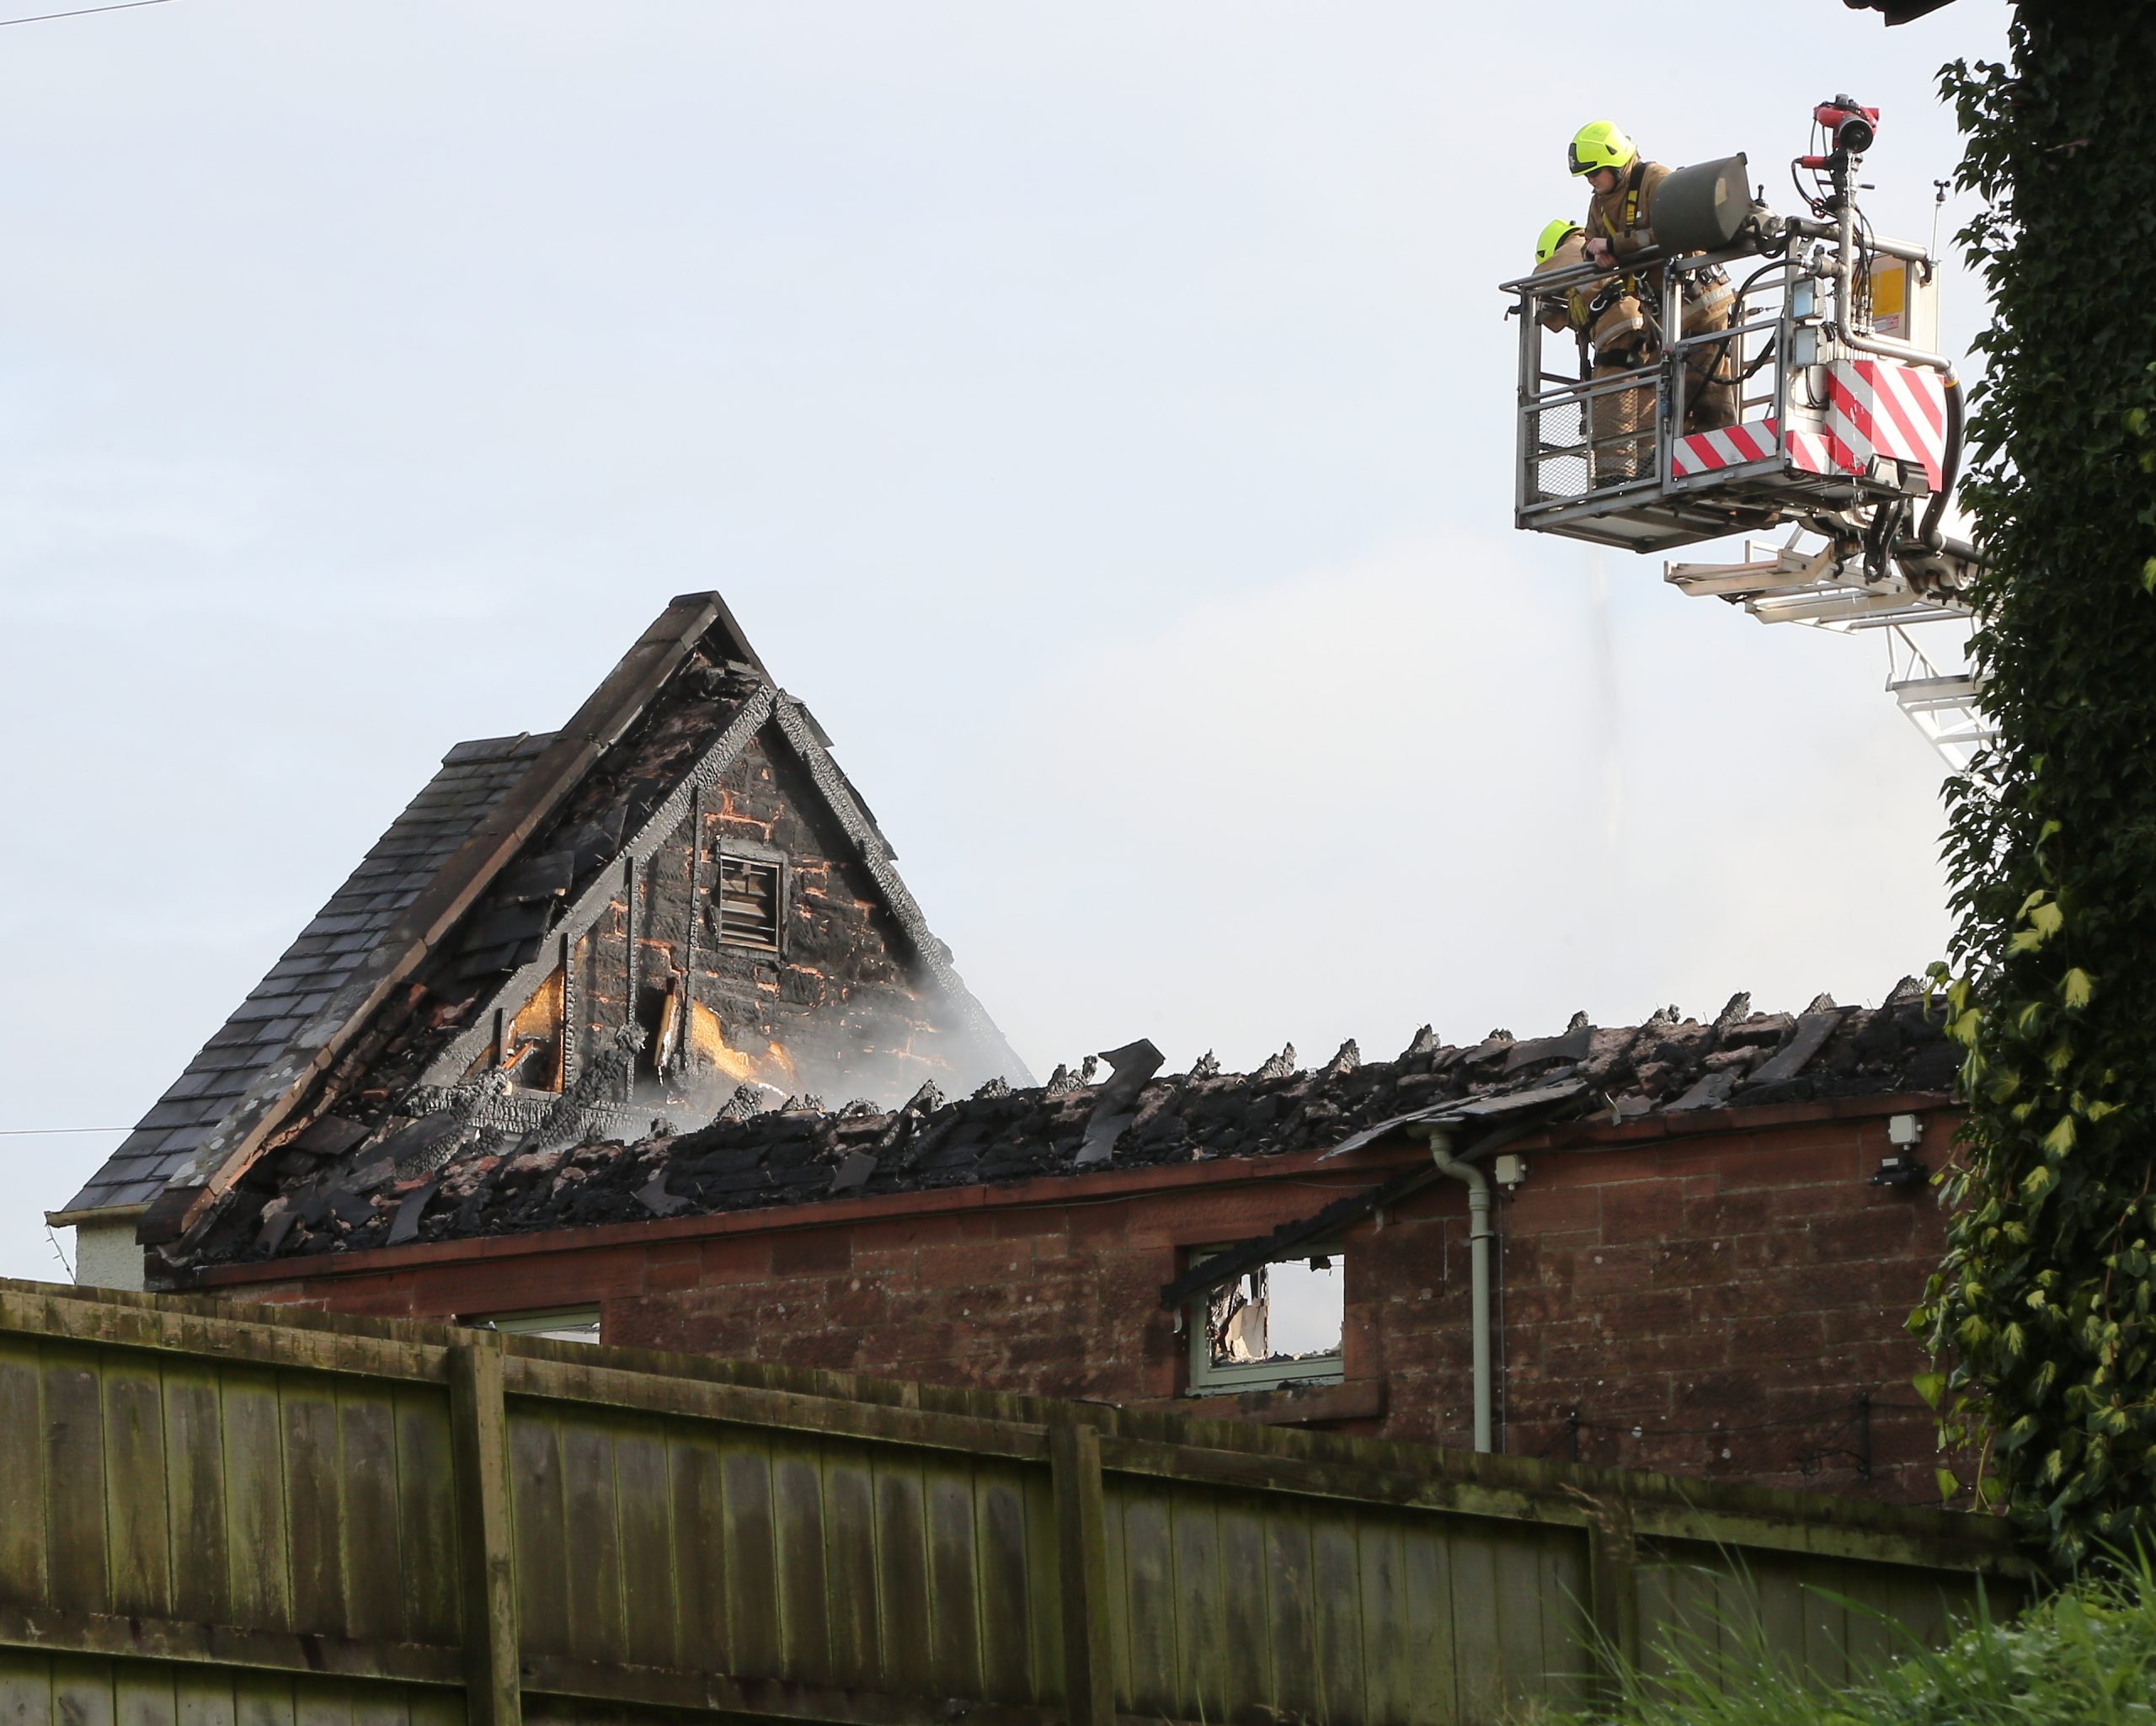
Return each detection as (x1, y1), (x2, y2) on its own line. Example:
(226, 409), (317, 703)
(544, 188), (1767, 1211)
(348, 1682), (407, 1726)
(1538, 1534), (1592, 1713)
(292, 1678), (348, 1726)
(173, 1667), (236, 1726)
(1838, 1563), (1897, 1682)
(1668, 1560), (1724, 1693)
(1217, 1499), (1273, 1726)
(720, 1435), (781, 1679)
(0, 1650), (53, 1726)
(1801, 1561), (1850, 1691)
(164, 1368), (231, 1628)
(1356, 1523), (1408, 1726)
(1449, 1529), (1502, 1724)
(230, 1669), (294, 1726)
(393, 1386), (462, 1648)
(41, 1349), (109, 1616)
(666, 1430), (729, 1679)
(1401, 1526), (1456, 1726)
(1022, 1465), (1065, 1708)
(220, 1367), (294, 1633)
(1049, 1425), (1115, 1726)
(1097, 1477), (1129, 1710)
(51, 1657), (115, 1726)
(612, 1418), (677, 1672)
(112, 1662), (175, 1726)
(280, 1375), (346, 1635)
(1310, 1513), (1364, 1726)
(1633, 1558), (1677, 1690)
(0, 1341), (48, 1609)
(974, 1470), (1033, 1707)
(1493, 1536), (1549, 1713)
(507, 1412), (568, 1659)
(103, 1357), (172, 1620)
(1755, 1564), (1806, 1681)
(1263, 1510), (1320, 1724)
(558, 1420), (627, 1667)
(926, 1468), (983, 1700)
(449, 1339), (522, 1726)
(1118, 1486), (1175, 1717)
(1585, 1508), (1639, 1709)
(820, 1448), (879, 1691)
(1169, 1494), (1227, 1726)
(771, 1447), (830, 1683)
(871, 1456), (931, 1699)
(407, 1688), (467, 1726)
(337, 1387), (405, 1644)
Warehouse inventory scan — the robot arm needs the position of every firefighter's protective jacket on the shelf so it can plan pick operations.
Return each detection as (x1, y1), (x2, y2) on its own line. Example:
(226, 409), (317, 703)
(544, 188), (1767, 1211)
(1532, 232), (1647, 356)
(1586, 157), (1737, 430)
(1585, 160), (1670, 265)
(1585, 159), (1733, 339)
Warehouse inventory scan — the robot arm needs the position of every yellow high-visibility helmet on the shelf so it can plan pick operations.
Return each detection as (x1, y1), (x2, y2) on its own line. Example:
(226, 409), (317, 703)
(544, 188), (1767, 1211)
(1568, 120), (1637, 177)
(1535, 218), (1582, 265)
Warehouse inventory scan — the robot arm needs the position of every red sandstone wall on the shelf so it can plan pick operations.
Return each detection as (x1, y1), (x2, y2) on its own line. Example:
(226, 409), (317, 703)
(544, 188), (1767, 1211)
(217, 1103), (1956, 1504)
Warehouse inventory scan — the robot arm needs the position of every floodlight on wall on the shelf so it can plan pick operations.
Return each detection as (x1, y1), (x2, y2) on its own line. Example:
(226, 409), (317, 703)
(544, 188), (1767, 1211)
(1873, 1114), (1926, 1189)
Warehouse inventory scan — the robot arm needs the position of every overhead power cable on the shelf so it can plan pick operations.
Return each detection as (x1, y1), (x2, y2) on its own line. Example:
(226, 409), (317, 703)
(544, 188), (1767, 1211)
(0, 0), (173, 28)
(0, 1125), (132, 1136)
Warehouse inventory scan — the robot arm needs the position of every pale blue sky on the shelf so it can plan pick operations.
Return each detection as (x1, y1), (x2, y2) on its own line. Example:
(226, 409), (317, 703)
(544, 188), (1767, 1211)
(0, 0), (2009, 1279)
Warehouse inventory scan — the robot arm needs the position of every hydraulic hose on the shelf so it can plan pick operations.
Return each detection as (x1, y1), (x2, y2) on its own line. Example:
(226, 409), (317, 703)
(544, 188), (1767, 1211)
(1918, 375), (1963, 549)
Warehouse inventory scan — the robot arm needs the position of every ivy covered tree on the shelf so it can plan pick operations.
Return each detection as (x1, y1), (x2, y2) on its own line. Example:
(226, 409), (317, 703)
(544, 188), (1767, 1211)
(1916, 7), (2156, 1564)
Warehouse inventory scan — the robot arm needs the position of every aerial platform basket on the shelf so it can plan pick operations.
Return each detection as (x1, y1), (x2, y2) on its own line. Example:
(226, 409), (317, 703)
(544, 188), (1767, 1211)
(1500, 243), (1951, 556)
(1495, 108), (1992, 768)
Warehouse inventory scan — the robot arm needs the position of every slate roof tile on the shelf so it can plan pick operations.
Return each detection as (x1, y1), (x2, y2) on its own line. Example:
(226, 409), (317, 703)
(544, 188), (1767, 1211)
(55, 732), (555, 1220)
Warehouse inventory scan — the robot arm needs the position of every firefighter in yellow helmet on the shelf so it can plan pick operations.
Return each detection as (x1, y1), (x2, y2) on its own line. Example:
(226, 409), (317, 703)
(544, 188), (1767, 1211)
(1567, 121), (1737, 434)
(1529, 218), (1652, 484)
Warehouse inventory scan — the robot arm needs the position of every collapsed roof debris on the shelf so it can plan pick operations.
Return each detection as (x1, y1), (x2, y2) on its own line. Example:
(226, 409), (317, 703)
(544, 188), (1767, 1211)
(171, 985), (1957, 1272)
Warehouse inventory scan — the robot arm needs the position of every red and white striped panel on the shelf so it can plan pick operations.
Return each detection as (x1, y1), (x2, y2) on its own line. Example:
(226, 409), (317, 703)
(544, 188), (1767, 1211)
(1827, 359), (1947, 490)
(1672, 417), (1854, 484)
(1670, 419), (1780, 478)
(1785, 427), (1837, 475)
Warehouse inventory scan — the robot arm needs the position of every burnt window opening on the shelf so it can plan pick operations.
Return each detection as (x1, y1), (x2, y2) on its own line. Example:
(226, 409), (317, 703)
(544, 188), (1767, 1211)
(1187, 1247), (1346, 1396)
(467, 1306), (601, 1344)
(716, 854), (782, 952)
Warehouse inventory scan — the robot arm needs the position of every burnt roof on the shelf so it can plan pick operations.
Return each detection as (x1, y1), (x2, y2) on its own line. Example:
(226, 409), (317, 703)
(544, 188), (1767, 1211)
(54, 733), (554, 1221)
(173, 985), (1959, 1274)
(61, 590), (1024, 1237)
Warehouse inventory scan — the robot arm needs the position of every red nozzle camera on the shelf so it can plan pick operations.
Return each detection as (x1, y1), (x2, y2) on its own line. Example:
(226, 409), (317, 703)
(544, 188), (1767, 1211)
(1813, 95), (1880, 157)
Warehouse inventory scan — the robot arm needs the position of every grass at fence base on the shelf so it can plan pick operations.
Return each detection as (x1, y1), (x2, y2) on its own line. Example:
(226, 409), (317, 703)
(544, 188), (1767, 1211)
(1529, 1562), (2156, 1726)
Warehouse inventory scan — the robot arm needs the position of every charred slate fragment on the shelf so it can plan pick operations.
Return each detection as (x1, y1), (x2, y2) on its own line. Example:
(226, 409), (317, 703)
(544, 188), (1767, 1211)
(460, 900), (555, 954)
(1743, 1010), (1844, 1087)
(1075, 1038), (1166, 1168)
(387, 1182), (438, 1245)
(495, 849), (576, 905)
(1504, 1023), (1593, 1073)
(291, 1115), (371, 1158)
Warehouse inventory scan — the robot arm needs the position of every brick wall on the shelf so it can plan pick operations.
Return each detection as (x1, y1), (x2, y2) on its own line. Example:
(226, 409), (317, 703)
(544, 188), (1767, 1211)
(208, 1098), (1957, 1504)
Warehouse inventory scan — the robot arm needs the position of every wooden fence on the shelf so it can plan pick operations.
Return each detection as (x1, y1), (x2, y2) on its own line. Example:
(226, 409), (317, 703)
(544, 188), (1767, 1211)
(0, 1280), (2027, 1726)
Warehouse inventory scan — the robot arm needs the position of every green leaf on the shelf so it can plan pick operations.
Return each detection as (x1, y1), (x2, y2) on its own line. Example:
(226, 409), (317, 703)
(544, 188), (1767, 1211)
(2063, 968), (2095, 1008)
(1935, 1468), (1961, 1504)
(1913, 1371), (1947, 1408)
